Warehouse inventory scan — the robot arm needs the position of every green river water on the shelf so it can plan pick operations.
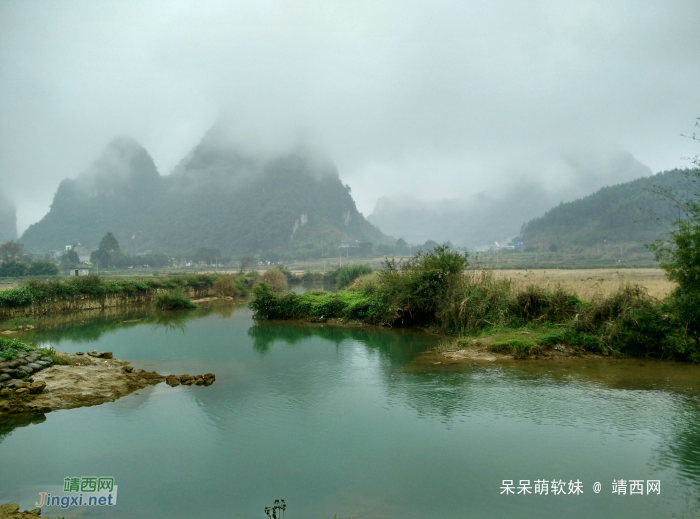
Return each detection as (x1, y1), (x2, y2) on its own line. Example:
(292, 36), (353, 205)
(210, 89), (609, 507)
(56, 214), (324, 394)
(1, 303), (699, 518)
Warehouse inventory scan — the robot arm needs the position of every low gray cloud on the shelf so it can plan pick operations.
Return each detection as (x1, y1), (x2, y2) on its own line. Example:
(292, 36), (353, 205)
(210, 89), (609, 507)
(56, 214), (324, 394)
(1, 0), (698, 233)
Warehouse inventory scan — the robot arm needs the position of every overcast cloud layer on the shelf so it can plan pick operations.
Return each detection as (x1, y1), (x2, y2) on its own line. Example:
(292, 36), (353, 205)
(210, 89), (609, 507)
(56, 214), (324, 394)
(1, 0), (699, 234)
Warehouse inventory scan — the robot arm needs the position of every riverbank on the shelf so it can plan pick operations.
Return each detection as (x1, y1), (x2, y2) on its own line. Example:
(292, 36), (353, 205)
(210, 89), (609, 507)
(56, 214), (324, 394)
(250, 247), (700, 363)
(0, 348), (215, 420)
(0, 273), (255, 319)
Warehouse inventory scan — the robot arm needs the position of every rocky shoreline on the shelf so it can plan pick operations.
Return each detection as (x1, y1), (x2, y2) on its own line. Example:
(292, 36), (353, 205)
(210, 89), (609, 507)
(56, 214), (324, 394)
(0, 350), (215, 420)
(0, 504), (41, 518)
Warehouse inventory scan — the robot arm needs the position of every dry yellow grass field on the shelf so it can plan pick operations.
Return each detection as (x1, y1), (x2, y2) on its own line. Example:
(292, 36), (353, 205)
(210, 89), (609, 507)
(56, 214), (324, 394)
(488, 269), (675, 300)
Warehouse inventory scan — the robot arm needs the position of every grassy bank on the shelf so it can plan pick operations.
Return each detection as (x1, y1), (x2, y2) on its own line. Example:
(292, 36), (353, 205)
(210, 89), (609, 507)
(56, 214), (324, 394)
(0, 273), (256, 309)
(250, 247), (700, 363)
(0, 337), (71, 366)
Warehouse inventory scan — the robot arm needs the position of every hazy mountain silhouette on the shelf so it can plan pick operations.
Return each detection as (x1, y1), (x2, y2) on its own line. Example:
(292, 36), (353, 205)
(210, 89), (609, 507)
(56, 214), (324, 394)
(20, 129), (387, 257)
(368, 150), (653, 248)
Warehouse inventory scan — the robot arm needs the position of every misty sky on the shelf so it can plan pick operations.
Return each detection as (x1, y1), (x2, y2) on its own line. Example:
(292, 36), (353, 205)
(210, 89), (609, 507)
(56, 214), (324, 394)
(1, 0), (699, 234)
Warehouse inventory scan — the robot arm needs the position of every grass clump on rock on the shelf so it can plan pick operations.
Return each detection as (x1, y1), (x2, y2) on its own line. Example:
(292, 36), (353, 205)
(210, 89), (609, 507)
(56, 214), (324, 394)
(0, 337), (33, 360)
(153, 291), (197, 310)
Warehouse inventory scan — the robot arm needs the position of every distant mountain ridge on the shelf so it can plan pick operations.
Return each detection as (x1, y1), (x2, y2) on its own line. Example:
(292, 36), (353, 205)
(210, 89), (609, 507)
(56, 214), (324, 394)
(20, 130), (388, 258)
(520, 169), (690, 247)
(367, 150), (653, 248)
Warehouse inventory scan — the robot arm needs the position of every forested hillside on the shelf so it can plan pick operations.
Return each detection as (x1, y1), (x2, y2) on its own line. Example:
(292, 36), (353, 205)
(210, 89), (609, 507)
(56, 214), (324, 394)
(520, 169), (689, 247)
(20, 129), (388, 258)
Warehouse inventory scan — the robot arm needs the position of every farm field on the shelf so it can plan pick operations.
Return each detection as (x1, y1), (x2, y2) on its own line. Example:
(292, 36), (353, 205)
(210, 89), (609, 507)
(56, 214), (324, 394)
(490, 268), (674, 300)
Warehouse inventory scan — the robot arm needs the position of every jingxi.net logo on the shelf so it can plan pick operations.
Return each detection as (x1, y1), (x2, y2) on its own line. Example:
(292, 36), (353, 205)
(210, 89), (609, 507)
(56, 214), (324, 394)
(22, 476), (118, 511)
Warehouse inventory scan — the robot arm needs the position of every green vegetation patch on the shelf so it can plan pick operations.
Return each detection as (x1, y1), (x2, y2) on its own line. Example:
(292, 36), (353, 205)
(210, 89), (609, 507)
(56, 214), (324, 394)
(324, 264), (374, 289)
(249, 283), (393, 323)
(0, 274), (223, 308)
(0, 337), (33, 359)
(0, 337), (71, 364)
(153, 291), (197, 310)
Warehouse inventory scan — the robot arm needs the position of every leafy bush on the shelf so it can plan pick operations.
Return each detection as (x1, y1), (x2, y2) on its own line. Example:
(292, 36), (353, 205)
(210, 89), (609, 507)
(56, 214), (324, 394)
(347, 273), (380, 295)
(325, 264), (374, 289)
(213, 276), (241, 297)
(259, 268), (288, 293)
(153, 291), (197, 310)
(28, 260), (59, 276)
(249, 282), (393, 323)
(0, 261), (29, 277)
(378, 245), (469, 322)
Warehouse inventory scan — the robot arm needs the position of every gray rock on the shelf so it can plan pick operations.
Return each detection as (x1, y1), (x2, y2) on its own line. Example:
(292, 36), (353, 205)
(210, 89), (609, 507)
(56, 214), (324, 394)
(0, 362), (8, 369)
(6, 360), (19, 369)
(26, 363), (42, 371)
(34, 361), (49, 368)
(16, 358), (28, 366)
(40, 356), (52, 362)
(16, 366), (32, 376)
(0, 368), (12, 375)
(0, 374), (9, 383)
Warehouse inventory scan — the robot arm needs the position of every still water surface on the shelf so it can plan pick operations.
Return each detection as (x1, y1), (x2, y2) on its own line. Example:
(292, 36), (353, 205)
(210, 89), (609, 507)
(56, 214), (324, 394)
(1, 304), (699, 518)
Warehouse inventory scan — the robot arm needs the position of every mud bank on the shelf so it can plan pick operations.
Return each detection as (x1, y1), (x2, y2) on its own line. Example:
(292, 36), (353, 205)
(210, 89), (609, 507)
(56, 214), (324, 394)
(439, 343), (603, 362)
(0, 352), (215, 420)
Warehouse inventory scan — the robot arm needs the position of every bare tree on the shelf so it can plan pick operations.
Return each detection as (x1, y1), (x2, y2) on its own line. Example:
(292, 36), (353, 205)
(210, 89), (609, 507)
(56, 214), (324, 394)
(238, 256), (252, 275)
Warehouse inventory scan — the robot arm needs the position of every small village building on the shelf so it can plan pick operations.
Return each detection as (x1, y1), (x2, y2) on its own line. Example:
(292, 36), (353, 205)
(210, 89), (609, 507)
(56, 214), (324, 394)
(72, 267), (91, 277)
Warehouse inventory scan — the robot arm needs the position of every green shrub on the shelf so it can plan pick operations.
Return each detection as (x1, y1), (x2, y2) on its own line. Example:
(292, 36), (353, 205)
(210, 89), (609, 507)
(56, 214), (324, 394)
(347, 272), (380, 295)
(28, 260), (59, 276)
(213, 276), (241, 297)
(249, 282), (393, 323)
(259, 268), (288, 293)
(153, 291), (197, 310)
(325, 264), (374, 289)
(378, 245), (469, 322)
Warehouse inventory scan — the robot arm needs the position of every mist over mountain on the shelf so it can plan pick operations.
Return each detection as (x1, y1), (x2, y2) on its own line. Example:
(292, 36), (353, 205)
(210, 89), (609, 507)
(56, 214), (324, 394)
(20, 128), (387, 258)
(0, 190), (17, 244)
(367, 150), (653, 248)
(520, 169), (689, 247)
